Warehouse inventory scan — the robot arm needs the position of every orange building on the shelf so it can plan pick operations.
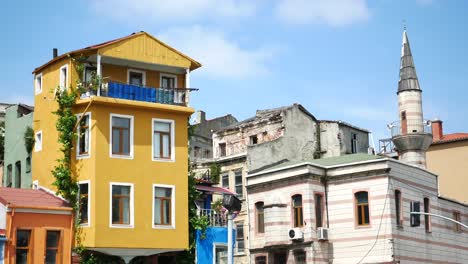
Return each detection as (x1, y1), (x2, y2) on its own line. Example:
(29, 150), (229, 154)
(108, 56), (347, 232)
(0, 187), (73, 264)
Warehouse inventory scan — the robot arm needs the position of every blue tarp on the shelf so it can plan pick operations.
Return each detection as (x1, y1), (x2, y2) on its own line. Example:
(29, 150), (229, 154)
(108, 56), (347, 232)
(107, 82), (175, 104)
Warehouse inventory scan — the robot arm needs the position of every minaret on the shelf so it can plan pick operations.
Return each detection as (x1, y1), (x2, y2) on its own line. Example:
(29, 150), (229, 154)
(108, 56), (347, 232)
(391, 30), (432, 168)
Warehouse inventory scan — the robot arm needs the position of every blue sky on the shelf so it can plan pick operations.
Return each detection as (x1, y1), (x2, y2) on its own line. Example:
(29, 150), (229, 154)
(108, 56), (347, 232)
(2, 0), (468, 147)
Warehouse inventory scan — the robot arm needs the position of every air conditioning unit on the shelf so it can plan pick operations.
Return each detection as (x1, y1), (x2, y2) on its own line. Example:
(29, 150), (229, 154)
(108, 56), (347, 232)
(288, 228), (303, 240)
(317, 227), (329, 241)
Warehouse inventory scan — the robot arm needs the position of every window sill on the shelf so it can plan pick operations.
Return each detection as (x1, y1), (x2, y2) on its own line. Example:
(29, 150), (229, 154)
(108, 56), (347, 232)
(234, 252), (246, 257)
(110, 154), (134, 160)
(153, 225), (175, 229)
(110, 224), (134, 229)
(152, 158), (175, 163)
(80, 223), (90, 228)
(77, 154), (90, 160)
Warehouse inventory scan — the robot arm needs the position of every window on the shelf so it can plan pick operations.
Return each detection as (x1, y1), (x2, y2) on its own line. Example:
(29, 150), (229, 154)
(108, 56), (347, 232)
(35, 131), (42, 152)
(60, 64), (68, 90)
(110, 183), (133, 227)
(45, 230), (61, 264)
(256, 202), (264, 233)
(315, 193), (324, 228)
(84, 66), (97, 84)
(16, 229), (31, 264)
(194, 146), (200, 158)
(221, 174), (229, 188)
(79, 182), (90, 225)
(255, 256), (267, 264)
(219, 143), (226, 157)
(292, 195), (303, 227)
(14, 161), (21, 188)
(6, 164), (12, 187)
(453, 211), (461, 232)
(294, 250), (306, 264)
(26, 157), (31, 173)
(401, 111), (407, 134)
(110, 115), (133, 158)
(235, 170), (243, 198)
(204, 149), (211, 159)
(424, 197), (431, 232)
(127, 69), (146, 86)
(395, 190), (402, 226)
(160, 74), (176, 88)
(214, 244), (227, 264)
(35, 73), (42, 94)
(236, 223), (244, 253)
(77, 113), (90, 157)
(153, 185), (175, 227)
(355, 191), (369, 226)
(351, 133), (357, 153)
(250, 135), (258, 145)
(273, 252), (287, 264)
(410, 201), (420, 227)
(153, 119), (174, 160)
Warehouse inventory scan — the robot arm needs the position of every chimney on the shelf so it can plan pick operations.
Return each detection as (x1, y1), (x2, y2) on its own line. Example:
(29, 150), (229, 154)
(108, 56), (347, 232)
(53, 48), (58, 58)
(431, 119), (443, 141)
(195, 110), (206, 124)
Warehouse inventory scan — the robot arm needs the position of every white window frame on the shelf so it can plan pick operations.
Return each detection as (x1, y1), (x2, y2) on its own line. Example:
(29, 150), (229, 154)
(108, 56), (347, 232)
(127, 69), (146, 86)
(152, 184), (176, 229)
(212, 243), (228, 264)
(109, 182), (134, 228)
(109, 114), (134, 159)
(76, 112), (91, 159)
(59, 64), (69, 90)
(35, 73), (43, 95)
(78, 180), (91, 227)
(152, 118), (175, 162)
(34, 131), (43, 152)
(160, 73), (178, 88)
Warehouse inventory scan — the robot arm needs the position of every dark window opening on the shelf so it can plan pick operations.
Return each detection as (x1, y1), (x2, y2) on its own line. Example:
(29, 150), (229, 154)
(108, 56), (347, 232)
(15, 161), (21, 188)
(79, 183), (89, 224)
(351, 133), (358, 153)
(292, 194), (303, 227)
(355, 191), (370, 226)
(250, 135), (258, 145)
(256, 202), (264, 233)
(395, 190), (402, 226)
(219, 143), (226, 157)
(424, 197), (431, 232)
(236, 223), (245, 253)
(235, 170), (243, 198)
(410, 201), (420, 227)
(315, 193), (324, 228)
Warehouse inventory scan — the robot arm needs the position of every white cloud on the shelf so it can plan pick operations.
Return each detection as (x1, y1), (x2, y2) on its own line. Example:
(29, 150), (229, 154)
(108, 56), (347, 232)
(91, 0), (256, 22)
(158, 26), (275, 79)
(274, 0), (370, 27)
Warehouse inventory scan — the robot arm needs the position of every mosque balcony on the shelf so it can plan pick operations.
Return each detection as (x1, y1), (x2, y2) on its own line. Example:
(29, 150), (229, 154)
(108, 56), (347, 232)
(389, 120), (433, 152)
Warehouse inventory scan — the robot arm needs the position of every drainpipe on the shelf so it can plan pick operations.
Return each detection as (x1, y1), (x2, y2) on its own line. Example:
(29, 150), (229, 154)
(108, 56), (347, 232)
(322, 170), (330, 228)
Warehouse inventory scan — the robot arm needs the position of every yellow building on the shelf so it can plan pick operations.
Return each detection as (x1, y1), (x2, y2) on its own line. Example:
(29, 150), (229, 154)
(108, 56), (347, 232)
(31, 31), (200, 262)
(426, 120), (468, 203)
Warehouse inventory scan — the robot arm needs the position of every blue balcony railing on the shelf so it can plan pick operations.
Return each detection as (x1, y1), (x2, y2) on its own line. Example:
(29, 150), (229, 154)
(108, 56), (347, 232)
(98, 81), (195, 106)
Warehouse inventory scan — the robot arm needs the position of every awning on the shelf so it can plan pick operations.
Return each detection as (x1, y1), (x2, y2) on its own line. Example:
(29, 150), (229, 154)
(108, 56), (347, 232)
(195, 185), (236, 195)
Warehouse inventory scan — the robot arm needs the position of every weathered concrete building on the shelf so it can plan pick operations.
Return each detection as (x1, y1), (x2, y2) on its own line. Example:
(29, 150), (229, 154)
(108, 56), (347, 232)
(193, 104), (369, 263)
(190, 110), (238, 162)
(2, 104), (34, 188)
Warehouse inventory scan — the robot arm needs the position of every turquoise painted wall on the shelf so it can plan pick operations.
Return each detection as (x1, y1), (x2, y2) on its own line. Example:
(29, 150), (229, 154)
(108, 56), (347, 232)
(196, 227), (235, 264)
(3, 105), (33, 188)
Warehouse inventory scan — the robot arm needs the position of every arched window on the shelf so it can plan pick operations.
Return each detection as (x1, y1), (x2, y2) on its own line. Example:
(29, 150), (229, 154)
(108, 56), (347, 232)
(292, 195), (303, 227)
(256, 202), (264, 233)
(355, 191), (369, 226)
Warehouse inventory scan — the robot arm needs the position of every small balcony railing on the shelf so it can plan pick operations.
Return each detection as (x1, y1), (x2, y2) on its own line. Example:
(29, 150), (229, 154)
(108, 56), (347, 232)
(389, 120), (432, 137)
(197, 208), (227, 227)
(83, 81), (196, 106)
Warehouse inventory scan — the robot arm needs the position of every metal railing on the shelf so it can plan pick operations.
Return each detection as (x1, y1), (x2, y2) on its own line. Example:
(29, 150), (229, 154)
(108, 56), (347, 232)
(197, 208), (227, 227)
(388, 120), (432, 137)
(379, 138), (396, 154)
(81, 80), (197, 106)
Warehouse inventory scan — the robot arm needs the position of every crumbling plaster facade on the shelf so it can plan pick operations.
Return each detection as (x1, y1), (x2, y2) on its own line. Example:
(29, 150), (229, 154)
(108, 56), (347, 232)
(319, 121), (370, 158)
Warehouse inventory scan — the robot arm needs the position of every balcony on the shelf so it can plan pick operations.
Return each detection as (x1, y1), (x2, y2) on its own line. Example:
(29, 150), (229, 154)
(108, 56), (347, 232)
(389, 120), (432, 137)
(197, 208), (227, 227)
(81, 81), (196, 106)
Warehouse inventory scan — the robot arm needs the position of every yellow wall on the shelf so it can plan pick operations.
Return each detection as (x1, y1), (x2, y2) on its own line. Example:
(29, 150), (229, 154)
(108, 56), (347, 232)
(100, 34), (193, 69)
(427, 140), (468, 203)
(32, 34), (195, 252)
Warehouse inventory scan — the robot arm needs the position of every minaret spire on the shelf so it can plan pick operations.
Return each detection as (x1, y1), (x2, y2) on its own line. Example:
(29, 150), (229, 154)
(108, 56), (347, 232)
(398, 30), (421, 94)
(391, 30), (432, 169)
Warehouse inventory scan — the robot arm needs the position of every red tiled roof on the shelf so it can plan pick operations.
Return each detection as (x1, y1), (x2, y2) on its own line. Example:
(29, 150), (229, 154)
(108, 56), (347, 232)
(432, 133), (468, 145)
(0, 188), (70, 208)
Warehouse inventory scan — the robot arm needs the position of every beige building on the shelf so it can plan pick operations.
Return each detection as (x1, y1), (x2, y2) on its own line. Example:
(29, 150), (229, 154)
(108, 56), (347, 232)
(427, 119), (468, 203)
